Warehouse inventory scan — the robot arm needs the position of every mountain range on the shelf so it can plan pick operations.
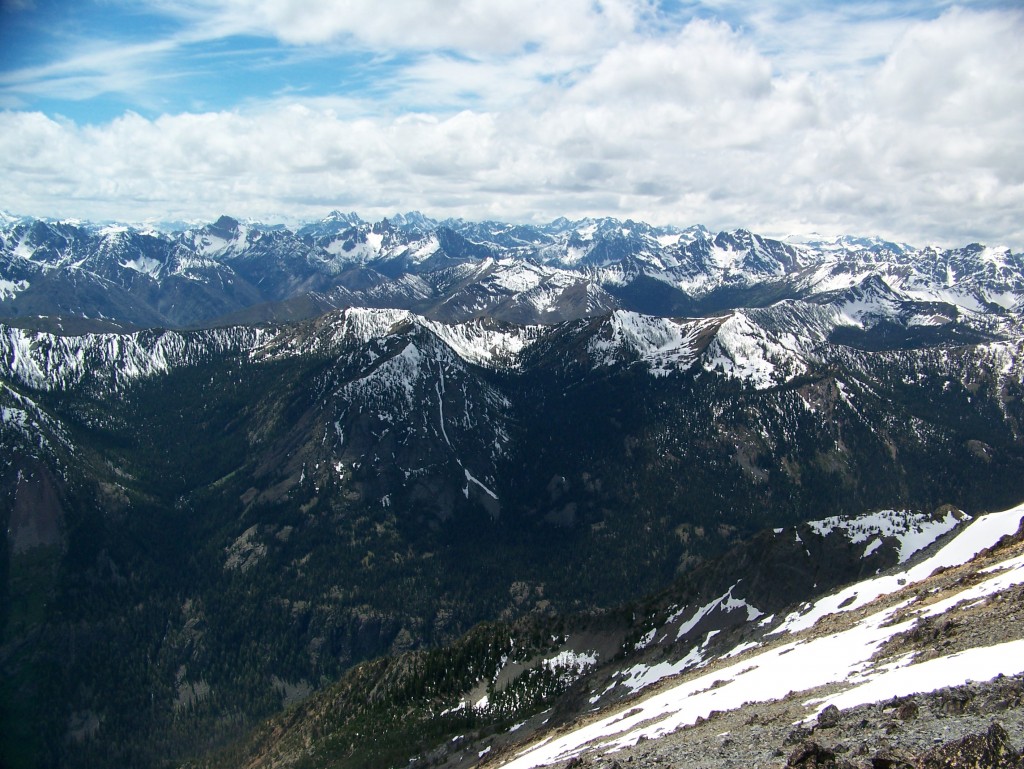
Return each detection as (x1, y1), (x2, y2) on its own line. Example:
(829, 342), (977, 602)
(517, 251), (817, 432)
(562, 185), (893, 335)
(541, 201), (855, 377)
(1, 211), (1023, 769)
(2, 211), (1022, 332)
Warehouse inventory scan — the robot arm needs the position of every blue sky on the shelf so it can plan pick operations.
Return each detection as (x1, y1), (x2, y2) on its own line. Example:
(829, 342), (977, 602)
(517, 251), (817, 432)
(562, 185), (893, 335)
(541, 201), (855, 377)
(1, 1), (1022, 247)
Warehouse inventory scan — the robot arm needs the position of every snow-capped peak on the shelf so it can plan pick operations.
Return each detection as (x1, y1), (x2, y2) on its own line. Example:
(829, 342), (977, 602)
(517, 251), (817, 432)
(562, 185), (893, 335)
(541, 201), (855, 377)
(587, 311), (719, 376)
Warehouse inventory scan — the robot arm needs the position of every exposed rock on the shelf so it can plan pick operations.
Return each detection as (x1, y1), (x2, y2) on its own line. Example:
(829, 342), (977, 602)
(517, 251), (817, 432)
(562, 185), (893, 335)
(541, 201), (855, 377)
(939, 691), (972, 716)
(788, 726), (814, 744)
(868, 755), (915, 769)
(917, 722), (1024, 769)
(818, 704), (842, 729)
(786, 741), (855, 768)
(897, 702), (919, 721)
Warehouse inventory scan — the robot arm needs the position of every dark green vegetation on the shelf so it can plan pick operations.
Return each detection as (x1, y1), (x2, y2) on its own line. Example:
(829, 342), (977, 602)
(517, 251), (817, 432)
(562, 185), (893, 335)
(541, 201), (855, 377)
(185, 614), (602, 769)
(187, 502), (945, 769)
(2, 309), (1024, 769)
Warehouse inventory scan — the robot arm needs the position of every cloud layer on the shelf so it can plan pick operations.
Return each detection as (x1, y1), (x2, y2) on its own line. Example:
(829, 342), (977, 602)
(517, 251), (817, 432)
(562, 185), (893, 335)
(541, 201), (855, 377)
(0, 1), (1021, 247)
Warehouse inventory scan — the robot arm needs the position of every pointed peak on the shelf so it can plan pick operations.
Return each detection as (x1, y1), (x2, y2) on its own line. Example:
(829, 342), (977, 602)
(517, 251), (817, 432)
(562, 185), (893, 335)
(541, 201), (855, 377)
(854, 273), (898, 296)
(211, 214), (239, 232)
(324, 210), (363, 225)
(390, 211), (436, 230)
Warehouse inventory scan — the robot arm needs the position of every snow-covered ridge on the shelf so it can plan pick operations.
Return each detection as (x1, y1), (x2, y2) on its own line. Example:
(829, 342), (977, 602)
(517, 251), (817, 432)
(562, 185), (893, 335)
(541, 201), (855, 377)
(567, 291), (1021, 386)
(5, 304), (1017, 404)
(807, 508), (965, 563)
(330, 307), (414, 344)
(3, 300), (1021, 398)
(494, 502), (1024, 769)
(3, 213), (1022, 334)
(0, 324), (271, 391)
(482, 259), (547, 293)
(702, 310), (809, 388)
(422, 318), (545, 369)
(588, 311), (721, 376)
(0, 306), (549, 395)
(257, 307), (543, 369)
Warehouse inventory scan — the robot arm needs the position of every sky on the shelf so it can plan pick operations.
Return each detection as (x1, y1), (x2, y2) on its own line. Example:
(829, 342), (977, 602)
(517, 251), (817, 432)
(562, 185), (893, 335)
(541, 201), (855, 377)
(0, 1), (1022, 247)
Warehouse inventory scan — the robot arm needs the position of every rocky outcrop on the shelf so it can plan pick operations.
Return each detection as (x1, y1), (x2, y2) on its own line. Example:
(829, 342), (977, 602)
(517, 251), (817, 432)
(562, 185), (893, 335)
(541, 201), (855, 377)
(917, 722), (1023, 769)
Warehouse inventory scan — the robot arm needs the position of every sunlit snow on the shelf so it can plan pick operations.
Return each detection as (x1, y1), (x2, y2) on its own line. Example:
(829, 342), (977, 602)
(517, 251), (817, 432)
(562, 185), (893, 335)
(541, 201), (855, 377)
(807, 509), (964, 563)
(587, 311), (718, 376)
(495, 503), (1024, 769)
(703, 311), (806, 388)
(0, 278), (29, 300)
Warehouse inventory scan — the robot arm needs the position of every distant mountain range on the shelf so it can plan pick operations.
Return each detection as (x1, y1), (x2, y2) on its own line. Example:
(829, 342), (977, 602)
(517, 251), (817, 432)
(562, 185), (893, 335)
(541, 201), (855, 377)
(2, 212), (1022, 331)
(2, 211), (1024, 769)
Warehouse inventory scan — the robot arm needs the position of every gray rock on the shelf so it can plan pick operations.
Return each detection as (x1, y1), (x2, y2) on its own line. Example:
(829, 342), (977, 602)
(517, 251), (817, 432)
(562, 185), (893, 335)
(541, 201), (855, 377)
(817, 704), (841, 729)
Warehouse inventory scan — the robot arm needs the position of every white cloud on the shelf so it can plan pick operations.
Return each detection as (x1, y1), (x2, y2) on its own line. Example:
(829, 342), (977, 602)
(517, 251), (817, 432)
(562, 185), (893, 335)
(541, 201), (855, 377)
(0, 5), (1022, 247)
(571, 21), (771, 104)
(161, 0), (646, 52)
(872, 7), (1024, 123)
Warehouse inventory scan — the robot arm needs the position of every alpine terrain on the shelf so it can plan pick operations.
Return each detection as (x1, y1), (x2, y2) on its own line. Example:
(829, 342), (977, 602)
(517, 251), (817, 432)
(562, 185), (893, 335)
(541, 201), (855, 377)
(1, 211), (1024, 769)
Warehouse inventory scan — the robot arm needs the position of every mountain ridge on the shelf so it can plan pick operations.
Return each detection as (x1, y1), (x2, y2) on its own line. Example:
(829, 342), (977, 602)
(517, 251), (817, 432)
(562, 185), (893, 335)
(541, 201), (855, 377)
(3, 213), (1022, 332)
(182, 502), (1024, 769)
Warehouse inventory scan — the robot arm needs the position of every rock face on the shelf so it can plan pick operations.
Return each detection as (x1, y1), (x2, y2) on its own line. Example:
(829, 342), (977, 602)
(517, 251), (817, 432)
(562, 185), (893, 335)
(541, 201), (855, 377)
(817, 705), (842, 729)
(918, 722), (1024, 769)
(784, 723), (1024, 769)
(787, 741), (855, 769)
(782, 722), (1024, 769)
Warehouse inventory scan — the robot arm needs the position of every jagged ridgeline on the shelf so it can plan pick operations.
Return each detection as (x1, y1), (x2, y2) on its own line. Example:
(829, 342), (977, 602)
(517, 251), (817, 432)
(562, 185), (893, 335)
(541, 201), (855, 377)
(1, 212), (1024, 769)
(3, 212), (1024, 331)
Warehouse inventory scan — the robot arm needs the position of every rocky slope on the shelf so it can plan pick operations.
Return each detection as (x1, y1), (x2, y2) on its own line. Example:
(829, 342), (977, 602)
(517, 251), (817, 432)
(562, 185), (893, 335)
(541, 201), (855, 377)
(186, 504), (1024, 769)
(483, 503), (1024, 769)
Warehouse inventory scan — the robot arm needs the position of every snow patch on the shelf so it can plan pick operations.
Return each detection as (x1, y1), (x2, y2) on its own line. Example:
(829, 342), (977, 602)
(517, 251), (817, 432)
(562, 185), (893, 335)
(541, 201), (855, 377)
(588, 311), (716, 376)
(543, 650), (597, 675)
(703, 312), (806, 389)
(808, 509), (964, 564)
(0, 279), (29, 300)
(120, 255), (162, 278)
(674, 585), (763, 642)
(773, 506), (1016, 636)
(464, 468), (498, 500)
